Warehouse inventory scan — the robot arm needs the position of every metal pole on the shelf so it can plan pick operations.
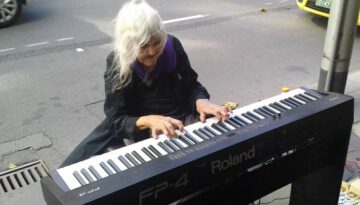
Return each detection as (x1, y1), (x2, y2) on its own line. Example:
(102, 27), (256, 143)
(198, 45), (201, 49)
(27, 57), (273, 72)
(317, 0), (360, 93)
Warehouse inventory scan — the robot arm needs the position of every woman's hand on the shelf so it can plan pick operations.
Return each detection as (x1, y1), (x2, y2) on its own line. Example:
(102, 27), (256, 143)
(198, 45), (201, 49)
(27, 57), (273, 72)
(136, 115), (184, 139)
(196, 99), (231, 123)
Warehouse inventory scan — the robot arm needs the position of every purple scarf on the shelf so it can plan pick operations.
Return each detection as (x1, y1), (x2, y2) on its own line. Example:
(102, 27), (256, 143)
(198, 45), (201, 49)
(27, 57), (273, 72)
(133, 36), (177, 85)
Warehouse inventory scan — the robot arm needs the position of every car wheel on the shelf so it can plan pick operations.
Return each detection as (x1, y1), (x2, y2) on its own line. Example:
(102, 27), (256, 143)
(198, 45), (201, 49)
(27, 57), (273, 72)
(0, 0), (22, 28)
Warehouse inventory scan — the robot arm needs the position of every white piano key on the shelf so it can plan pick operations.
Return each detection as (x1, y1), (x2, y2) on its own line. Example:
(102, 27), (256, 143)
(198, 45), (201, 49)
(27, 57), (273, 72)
(301, 93), (317, 101)
(151, 142), (168, 156)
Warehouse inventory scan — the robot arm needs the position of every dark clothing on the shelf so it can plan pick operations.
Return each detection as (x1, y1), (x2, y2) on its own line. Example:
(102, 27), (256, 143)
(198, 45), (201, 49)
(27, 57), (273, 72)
(60, 35), (209, 167)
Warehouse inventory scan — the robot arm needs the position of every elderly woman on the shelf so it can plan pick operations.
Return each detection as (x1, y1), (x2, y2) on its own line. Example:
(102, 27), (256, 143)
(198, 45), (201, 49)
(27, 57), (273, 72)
(61, 0), (230, 167)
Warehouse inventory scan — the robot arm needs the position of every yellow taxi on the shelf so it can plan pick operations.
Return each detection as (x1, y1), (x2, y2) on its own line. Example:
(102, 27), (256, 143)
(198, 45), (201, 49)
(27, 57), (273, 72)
(296, 0), (360, 25)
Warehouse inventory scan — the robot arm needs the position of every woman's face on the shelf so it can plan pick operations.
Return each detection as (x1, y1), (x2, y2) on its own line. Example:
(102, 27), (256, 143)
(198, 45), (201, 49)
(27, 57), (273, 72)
(137, 36), (163, 69)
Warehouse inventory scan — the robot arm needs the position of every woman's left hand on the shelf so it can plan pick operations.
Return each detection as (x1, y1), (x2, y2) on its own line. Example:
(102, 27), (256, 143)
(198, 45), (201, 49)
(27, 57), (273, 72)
(196, 99), (231, 123)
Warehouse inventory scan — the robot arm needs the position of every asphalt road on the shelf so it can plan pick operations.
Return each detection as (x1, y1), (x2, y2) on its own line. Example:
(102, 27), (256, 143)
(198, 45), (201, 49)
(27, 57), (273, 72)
(1, 0), (360, 204)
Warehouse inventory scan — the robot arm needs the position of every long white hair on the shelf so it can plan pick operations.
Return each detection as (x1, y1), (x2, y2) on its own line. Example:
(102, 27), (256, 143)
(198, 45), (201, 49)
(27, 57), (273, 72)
(112, 0), (167, 91)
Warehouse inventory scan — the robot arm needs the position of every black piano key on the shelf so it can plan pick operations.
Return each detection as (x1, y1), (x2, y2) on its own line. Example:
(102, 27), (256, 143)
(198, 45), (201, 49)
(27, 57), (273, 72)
(193, 129), (209, 140)
(132, 151), (146, 163)
(280, 100), (295, 108)
(81, 168), (95, 183)
(299, 93), (315, 101)
(118, 155), (133, 169)
(148, 145), (163, 157)
(211, 123), (227, 133)
(294, 94), (311, 103)
(199, 127), (216, 138)
(290, 97), (305, 105)
(204, 126), (220, 136)
(142, 147), (157, 159)
(164, 140), (180, 151)
(131, 151), (146, 164)
(88, 166), (102, 180)
(285, 98), (299, 107)
(224, 119), (240, 128)
(247, 111), (261, 121)
(229, 117), (245, 127)
(287, 97), (302, 106)
(73, 171), (87, 186)
(304, 91), (320, 99)
(259, 107), (274, 116)
(158, 141), (174, 153)
(241, 113), (257, 122)
(107, 159), (122, 172)
(184, 131), (200, 143)
(218, 122), (232, 131)
(179, 135), (195, 145)
(272, 102), (289, 111)
(125, 153), (140, 166)
(254, 109), (270, 118)
(100, 162), (115, 175)
(234, 115), (249, 125)
(262, 105), (281, 116)
(170, 138), (185, 149)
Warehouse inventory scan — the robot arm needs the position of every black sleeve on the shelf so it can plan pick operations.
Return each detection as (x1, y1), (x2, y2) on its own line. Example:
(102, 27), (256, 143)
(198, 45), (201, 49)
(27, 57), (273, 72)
(172, 36), (210, 112)
(103, 52), (139, 140)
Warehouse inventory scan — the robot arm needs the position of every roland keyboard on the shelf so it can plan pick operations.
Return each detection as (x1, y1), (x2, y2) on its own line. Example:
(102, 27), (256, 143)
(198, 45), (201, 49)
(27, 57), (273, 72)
(41, 87), (354, 205)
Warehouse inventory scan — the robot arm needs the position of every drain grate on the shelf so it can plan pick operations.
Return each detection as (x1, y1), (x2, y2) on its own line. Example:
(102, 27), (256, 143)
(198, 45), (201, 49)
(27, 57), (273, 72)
(0, 160), (48, 195)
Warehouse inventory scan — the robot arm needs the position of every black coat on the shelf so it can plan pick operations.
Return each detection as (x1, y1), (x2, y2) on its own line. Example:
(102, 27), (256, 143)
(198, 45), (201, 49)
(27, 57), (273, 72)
(60, 35), (210, 167)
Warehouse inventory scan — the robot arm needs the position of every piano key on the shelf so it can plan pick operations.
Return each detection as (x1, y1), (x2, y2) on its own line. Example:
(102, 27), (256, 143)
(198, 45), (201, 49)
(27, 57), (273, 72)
(141, 147), (157, 159)
(173, 137), (189, 148)
(304, 91), (320, 100)
(229, 117), (246, 127)
(224, 118), (241, 128)
(276, 101), (292, 110)
(178, 135), (195, 145)
(107, 159), (122, 172)
(132, 151), (146, 163)
(148, 145), (163, 157)
(184, 130), (203, 142)
(283, 99), (298, 107)
(193, 129), (209, 140)
(170, 138), (186, 149)
(125, 153), (140, 166)
(234, 115), (252, 124)
(88, 162), (110, 179)
(280, 100), (295, 108)
(157, 141), (174, 153)
(164, 140), (180, 151)
(199, 127), (216, 138)
(73, 171), (87, 186)
(259, 107), (274, 116)
(88, 165), (102, 180)
(118, 155), (133, 169)
(211, 123), (227, 133)
(299, 93), (315, 101)
(287, 98), (302, 106)
(218, 121), (235, 131)
(290, 97), (306, 105)
(270, 102), (288, 112)
(204, 125), (221, 136)
(152, 143), (168, 155)
(294, 94), (311, 103)
(247, 111), (264, 120)
(81, 168), (95, 183)
(241, 113), (257, 122)
(263, 105), (279, 114)
(253, 109), (270, 118)
(100, 162), (115, 175)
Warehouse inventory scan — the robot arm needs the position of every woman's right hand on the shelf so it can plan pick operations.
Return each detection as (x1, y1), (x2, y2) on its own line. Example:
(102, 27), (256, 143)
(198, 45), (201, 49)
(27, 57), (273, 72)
(136, 115), (184, 139)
